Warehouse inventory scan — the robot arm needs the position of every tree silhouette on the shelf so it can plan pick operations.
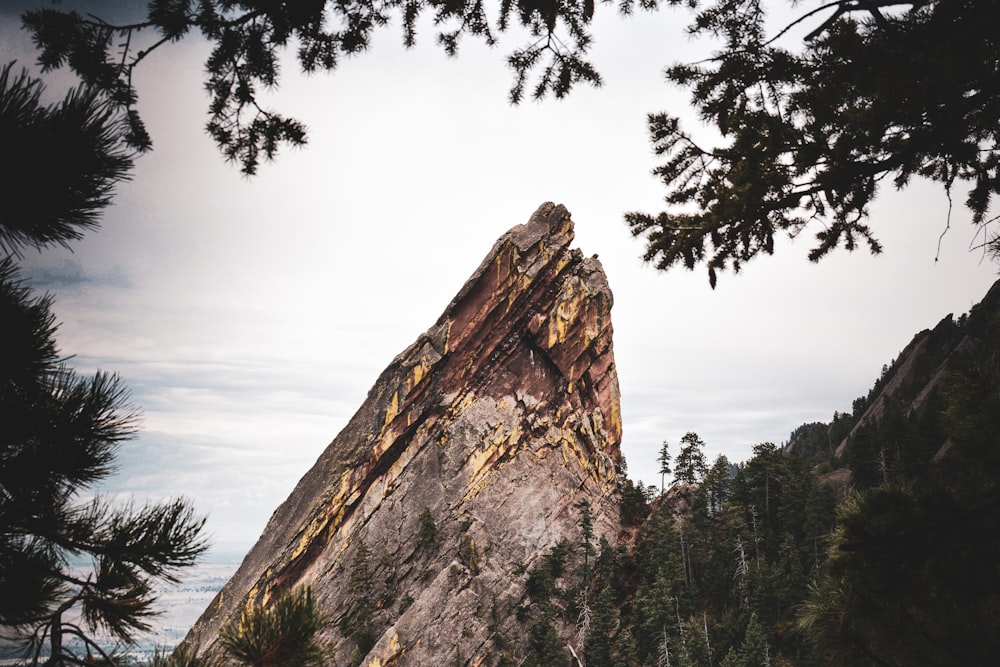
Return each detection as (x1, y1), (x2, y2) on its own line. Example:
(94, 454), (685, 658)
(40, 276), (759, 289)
(626, 0), (1000, 285)
(18, 1), (998, 276)
(0, 259), (208, 666)
(0, 63), (134, 255)
(0, 61), (207, 666)
(657, 440), (671, 494)
(674, 432), (708, 485)
(20, 0), (630, 175)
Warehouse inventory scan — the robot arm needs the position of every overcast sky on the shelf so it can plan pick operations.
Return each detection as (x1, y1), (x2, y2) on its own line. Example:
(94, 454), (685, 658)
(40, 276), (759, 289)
(3, 2), (997, 548)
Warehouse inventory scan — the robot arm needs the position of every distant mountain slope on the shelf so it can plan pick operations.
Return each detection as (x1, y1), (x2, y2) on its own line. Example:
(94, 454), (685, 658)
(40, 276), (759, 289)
(786, 278), (1000, 490)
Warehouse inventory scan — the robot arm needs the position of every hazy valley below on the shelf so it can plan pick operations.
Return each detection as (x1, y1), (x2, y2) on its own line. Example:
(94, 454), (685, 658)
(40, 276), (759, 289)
(1, 549), (245, 664)
(129, 556), (242, 656)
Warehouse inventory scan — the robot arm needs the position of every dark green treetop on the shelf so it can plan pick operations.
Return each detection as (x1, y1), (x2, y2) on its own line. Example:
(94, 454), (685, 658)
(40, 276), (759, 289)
(656, 440), (671, 494)
(342, 540), (378, 658)
(701, 454), (730, 515)
(674, 431), (708, 484)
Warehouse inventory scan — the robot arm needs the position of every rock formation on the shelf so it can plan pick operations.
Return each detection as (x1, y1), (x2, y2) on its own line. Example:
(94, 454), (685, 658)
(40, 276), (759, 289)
(184, 203), (623, 665)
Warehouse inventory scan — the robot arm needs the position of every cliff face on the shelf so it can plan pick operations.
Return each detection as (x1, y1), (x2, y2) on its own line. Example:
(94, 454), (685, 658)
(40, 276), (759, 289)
(185, 203), (623, 665)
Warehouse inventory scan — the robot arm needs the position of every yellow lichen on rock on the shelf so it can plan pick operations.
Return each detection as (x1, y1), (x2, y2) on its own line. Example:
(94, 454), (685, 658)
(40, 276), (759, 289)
(544, 277), (584, 349)
(498, 241), (520, 284)
(289, 468), (354, 563)
(410, 354), (431, 388)
(552, 417), (618, 488)
(379, 355), (434, 438)
(245, 584), (258, 608)
(366, 631), (404, 667)
(560, 432), (589, 473)
(382, 390), (400, 431)
(605, 380), (623, 443)
(462, 416), (524, 504)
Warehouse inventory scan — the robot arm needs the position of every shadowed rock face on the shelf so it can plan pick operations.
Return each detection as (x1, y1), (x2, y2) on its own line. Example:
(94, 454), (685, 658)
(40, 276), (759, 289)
(184, 203), (623, 665)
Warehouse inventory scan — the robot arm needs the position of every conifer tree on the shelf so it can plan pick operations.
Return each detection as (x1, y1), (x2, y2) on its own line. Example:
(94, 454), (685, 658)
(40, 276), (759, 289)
(657, 440), (672, 494)
(524, 613), (566, 667)
(575, 499), (596, 584)
(731, 443), (787, 552)
(573, 499), (597, 655)
(0, 271), (209, 662)
(634, 509), (685, 590)
(0, 63), (134, 255)
(720, 613), (769, 667)
(418, 506), (437, 549)
(674, 433), (708, 485)
(626, 0), (1000, 286)
(702, 455), (731, 516)
(676, 616), (712, 667)
(584, 584), (616, 667)
(635, 569), (680, 662)
(0, 62), (207, 666)
(613, 628), (639, 667)
(218, 586), (329, 667)
(342, 541), (377, 658)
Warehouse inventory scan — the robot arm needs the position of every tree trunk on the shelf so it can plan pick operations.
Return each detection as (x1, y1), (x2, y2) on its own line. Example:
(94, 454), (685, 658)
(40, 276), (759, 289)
(44, 610), (62, 667)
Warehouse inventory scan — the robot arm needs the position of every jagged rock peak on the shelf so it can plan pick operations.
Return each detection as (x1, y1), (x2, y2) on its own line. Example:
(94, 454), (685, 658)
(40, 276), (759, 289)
(185, 202), (623, 665)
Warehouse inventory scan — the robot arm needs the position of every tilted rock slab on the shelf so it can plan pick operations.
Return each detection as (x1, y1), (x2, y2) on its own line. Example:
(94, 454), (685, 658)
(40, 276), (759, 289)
(185, 203), (623, 666)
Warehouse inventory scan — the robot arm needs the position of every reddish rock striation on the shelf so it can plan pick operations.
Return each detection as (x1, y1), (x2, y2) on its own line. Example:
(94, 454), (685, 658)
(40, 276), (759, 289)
(184, 203), (623, 665)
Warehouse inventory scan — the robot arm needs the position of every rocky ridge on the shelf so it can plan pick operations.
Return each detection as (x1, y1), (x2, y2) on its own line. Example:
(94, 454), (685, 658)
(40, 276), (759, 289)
(835, 278), (1000, 459)
(184, 203), (623, 665)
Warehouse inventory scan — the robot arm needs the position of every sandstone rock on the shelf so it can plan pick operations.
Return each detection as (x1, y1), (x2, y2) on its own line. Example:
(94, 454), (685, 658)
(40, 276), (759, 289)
(184, 203), (623, 665)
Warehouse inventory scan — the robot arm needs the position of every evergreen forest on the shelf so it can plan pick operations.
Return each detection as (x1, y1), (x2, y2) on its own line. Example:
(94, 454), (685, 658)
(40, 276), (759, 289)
(511, 286), (1000, 667)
